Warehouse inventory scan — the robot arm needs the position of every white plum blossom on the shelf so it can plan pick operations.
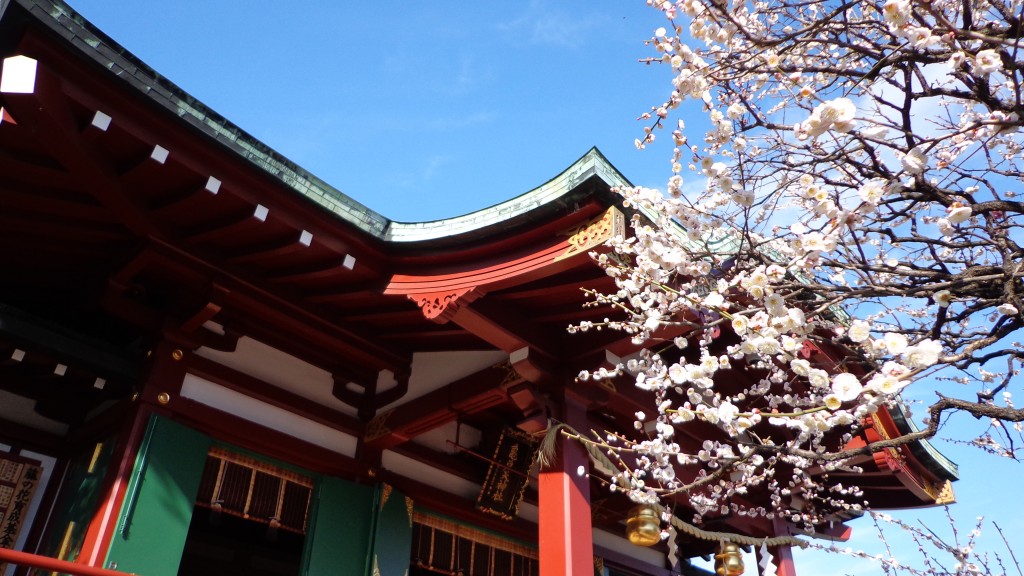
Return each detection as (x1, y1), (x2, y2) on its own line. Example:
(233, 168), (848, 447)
(703, 291), (726, 309)
(731, 315), (749, 334)
(906, 27), (935, 48)
(848, 320), (871, 343)
(668, 363), (687, 384)
(884, 332), (909, 355)
(755, 336), (782, 355)
(997, 303), (1019, 316)
(799, 231), (836, 253)
(936, 218), (955, 236)
(824, 394), (843, 410)
(901, 146), (928, 174)
(808, 368), (830, 389)
(857, 180), (886, 205)
(832, 373), (864, 402)
(860, 125), (890, 140)
(883, 0), (911, 26)
(796, 97), (857, 140)
(973, 49), (1002, 75)
(790, 358), (811, 376)
(947, 202), (972, 224)
(947, 51), (967, 69)
(880, 361), (910, 379)
(765, 293), (786, 314)
(901, 339), (943, 368)
(866, 373), (908, 395)
(718, 401), (740, 425)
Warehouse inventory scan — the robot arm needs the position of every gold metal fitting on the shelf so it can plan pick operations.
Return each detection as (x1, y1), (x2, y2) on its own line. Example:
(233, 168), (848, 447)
(714, 542), (745, 576)
(625, 504), (661, 547)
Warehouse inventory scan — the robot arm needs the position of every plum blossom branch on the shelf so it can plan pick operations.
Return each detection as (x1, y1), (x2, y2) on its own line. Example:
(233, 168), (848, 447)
(570, 0), (1024, 556)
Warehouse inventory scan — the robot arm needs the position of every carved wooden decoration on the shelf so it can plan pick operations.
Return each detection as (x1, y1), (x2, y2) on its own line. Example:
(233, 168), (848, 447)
(364, 409), (394, 443)
(556, 206), (625, 261)
(409, 287), (479, 322)
(495, 360), (520, 388)
(931, 480), (956, 505)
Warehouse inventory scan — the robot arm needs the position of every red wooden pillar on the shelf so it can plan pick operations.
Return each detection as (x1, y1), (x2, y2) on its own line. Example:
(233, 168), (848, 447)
(770, 517), (798, 576)
(539, 394), (594, 576)
(761, 544), (798, 576)
(757, 521), (799, 576)
(778, 545), (798, 576)
(77, 406), (152, 567)
(78, 340), (186, 566)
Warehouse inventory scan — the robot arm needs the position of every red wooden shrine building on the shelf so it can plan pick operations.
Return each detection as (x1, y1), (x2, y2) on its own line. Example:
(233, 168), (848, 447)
(0, 1), (959, 575)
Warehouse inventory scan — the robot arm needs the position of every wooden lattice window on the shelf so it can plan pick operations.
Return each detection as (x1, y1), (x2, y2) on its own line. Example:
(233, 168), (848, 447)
(193, 447), (313, 535)
(411, 512), (538, 576)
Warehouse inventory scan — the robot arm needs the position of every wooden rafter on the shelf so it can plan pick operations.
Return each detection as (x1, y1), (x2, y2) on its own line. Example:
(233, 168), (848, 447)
(363, 361), (524, 450)
(1, 56), (160, 237)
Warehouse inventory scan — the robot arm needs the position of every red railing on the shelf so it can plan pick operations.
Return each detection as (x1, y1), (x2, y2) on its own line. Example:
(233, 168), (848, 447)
(0, 548), (136, 576)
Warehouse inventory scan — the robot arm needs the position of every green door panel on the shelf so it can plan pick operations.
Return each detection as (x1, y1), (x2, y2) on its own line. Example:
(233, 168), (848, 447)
(104, 415), (211, 576)
(304, 476), (375, 576)
(371, 485), (413, 576)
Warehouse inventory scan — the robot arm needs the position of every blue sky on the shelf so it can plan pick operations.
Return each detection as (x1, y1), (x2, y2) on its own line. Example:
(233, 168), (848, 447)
(70, 0), (674, 222)
(65, 0), (1023, 573)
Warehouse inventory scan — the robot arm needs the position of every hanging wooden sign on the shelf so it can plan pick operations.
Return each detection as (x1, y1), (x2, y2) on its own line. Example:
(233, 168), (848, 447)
(476, 428), (537, 520)
(0, 453), (43, 569)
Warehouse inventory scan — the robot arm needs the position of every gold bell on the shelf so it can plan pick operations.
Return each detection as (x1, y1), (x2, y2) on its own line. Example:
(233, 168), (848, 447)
(714, 542), (745, 576)
(625, 504), (661, 547)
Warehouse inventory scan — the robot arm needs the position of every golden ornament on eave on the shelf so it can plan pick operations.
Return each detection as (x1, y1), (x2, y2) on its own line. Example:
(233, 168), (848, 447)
(625, 504), (661, 547)
(714, 542), (745, 576)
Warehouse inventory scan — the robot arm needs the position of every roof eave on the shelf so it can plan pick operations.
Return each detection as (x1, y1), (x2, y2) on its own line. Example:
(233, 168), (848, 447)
(6, 1), (633, 248)
(383, 147), (631, 246)
(9, 0), (391, 236)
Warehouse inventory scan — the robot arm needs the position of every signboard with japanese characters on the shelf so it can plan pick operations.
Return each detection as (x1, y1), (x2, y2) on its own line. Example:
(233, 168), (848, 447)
(0, 453), (42, 569)
(475, 428), (537, 520)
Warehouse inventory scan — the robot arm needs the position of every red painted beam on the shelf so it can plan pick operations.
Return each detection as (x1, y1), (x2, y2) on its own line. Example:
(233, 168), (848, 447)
(184, 352), (360, 436)
(0, 55), (159, 238)
(364, 362), (522, 449)
(144, 239), (411, 374)
(378, 468), (538, 544)
(169, 398), (366, 479)
(0, 416), (65, 453)
(387, 240), (577, 296)
(0, 548), (135, 576)
(385, 207), (622, 297)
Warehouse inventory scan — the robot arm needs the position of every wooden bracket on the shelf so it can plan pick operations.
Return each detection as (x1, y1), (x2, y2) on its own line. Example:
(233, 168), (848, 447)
(409, 287), (481, 322)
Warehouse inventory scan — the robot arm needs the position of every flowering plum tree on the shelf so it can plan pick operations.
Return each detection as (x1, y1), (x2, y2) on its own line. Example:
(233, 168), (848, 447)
(570, 0), (1024, 569)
